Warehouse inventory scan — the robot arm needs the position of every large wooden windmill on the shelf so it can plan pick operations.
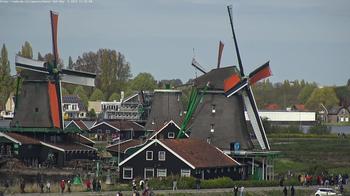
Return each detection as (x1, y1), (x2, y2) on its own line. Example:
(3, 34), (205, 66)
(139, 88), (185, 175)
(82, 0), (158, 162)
(179, 6), (272, 151)
(224, 5), (271, 150)
(11, 11), (95, 130)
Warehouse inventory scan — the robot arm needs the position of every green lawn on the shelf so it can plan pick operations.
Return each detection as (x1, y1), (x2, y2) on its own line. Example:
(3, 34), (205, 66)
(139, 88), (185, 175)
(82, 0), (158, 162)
(270, 135), (350, 175)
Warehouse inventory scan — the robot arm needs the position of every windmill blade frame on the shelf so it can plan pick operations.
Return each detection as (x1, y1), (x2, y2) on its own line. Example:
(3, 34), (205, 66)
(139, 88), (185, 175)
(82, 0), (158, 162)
(243, 86), (270, 150)
(191, 58), (207, 74)
(248, 61), (271, 85)
(61, 69), (95, 86)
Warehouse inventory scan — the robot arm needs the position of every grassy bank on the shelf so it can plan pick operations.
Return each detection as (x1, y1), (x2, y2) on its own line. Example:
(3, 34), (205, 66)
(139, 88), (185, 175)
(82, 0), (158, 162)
(270, 135), (350, 175)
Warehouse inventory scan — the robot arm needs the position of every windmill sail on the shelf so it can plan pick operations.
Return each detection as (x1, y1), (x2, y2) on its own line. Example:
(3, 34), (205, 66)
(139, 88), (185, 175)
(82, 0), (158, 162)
(243, 86), (270, 150)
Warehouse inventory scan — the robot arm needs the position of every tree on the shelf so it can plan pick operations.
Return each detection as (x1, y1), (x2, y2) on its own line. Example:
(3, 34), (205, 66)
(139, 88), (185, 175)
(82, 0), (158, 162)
(90, 88), (105, 101)
(74, 49), (132, 98)
(18, 41), (33, 59)
(61, 87), (69, 96)
(298, 83), (317, 104)
(37, 52), (44, 61)
(88, 108), (96, 119)
(73, 86), (89, 108)
(68, 56), (74, 70)
(108, 92), (120, 101)
(0, 44), (14, 108)
(130, 73), (157, 91)
(43, 53), (64, 69)
(305, 87), (339, 110)
(158, 79), (183, 89)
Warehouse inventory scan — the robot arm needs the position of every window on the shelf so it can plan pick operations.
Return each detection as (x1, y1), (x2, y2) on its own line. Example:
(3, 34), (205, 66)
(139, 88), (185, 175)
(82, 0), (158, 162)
(168, 132), (175, 139)
(158, 151), (166, 161)
(123, 167), (133, 179)
(157, 169), (167, 177)
(144, 168), (154, 179)
(146, 151), (153, 160)
(181, 169), (191, 177)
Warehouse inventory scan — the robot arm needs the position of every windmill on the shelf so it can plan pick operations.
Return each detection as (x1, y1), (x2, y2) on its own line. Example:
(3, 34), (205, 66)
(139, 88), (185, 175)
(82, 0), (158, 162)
(224, 5), (272, 150)
(11, 11), (95, 129)
(177, 40), (254, 150)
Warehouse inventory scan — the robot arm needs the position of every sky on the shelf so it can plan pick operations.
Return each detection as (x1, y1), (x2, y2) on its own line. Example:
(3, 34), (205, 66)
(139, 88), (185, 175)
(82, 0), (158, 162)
(0, 0), (349, 86)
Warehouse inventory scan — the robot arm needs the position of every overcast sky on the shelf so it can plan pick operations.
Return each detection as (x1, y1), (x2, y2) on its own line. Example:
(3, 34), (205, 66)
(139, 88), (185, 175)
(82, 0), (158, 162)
(0, 0), (349, 86)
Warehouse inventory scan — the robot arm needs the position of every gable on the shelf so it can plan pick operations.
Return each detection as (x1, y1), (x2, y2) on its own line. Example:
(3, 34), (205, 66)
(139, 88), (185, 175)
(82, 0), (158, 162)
(149, 120), (183, 140)
(90, 122), (119, 132)
(119, 140), (195, 169)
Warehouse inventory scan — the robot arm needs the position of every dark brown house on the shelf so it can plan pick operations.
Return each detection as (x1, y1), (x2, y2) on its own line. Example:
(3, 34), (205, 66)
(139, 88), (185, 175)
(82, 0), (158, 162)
(89, 120), (147, 142)
(0, 132), (97, 167)
(118, 139), (241, 181)
(148, 120), (188, 140)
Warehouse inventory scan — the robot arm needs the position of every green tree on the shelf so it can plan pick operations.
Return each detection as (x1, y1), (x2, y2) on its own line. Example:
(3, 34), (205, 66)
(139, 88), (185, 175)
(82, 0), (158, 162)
(37, 52), (44, 61)
(88, 108), (97, 119)
(0, 44), (14, 108)
(108, 92), (120, 101)
(43, 53), (64, 69)
(305, 87), (339, 110)
(74, 49), (131, 98)
(130, 72), (157, 91)
(73, 86), (89, 108)
(61, 87), (69, 96)
(298, 83), (317, 104)
(68, 56), (74, 70)
(18, 41), (33, 59)
(90, 88), (105, 101)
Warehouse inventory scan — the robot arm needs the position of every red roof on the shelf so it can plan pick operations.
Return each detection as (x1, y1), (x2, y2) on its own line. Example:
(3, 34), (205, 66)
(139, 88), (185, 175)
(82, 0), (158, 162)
(294, 104), (306, 111)
(264, 103), (280, 111)
(5, 132), (41, 145)
(161, 139), (239, 168)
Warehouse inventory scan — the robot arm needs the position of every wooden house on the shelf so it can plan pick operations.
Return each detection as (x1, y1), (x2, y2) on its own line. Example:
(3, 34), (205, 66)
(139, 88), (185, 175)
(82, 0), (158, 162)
(89, 120), (147, 142)
(327, 106), (350, 123)
(0, 132), (97, 167)
(148, 120), (188, 140)
(118, 139), (241, 181)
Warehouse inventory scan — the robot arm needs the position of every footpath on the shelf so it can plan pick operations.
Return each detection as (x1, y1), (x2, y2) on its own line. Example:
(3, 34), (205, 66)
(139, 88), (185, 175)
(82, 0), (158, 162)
(2, 185), (342, 196)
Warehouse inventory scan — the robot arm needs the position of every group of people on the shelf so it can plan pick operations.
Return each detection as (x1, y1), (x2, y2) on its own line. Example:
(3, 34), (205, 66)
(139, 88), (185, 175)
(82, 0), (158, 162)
(233, 185), (245, 196)
(130, 179), (153, 196)
(84, 178), (102, 192)
(298, 173), (349, 186)
(59, 179), (72, 193)
(282, 185), (295, 196)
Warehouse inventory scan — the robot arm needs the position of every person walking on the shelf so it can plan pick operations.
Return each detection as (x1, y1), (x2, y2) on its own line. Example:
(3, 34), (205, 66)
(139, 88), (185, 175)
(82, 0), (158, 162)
(283, 186), (287, 196)
(291, 185), (295, 196)
(233, 185), (239, 196)
(39, 181), (44, 193)
(196, 178), (201, 190)
(20, 178), (25, 193)
(172, 179), (177, 191)
(140, 179), (145, 191)
(67, 180), (71, 193)
(132, 179), (137, 191)
(239, 186), (244, 196)
(46, 181), (51, 193)
(60, 180), (65, 194)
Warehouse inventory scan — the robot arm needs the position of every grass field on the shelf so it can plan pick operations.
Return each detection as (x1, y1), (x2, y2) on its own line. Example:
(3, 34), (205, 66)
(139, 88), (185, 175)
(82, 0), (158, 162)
(270, 134), (350, 175)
